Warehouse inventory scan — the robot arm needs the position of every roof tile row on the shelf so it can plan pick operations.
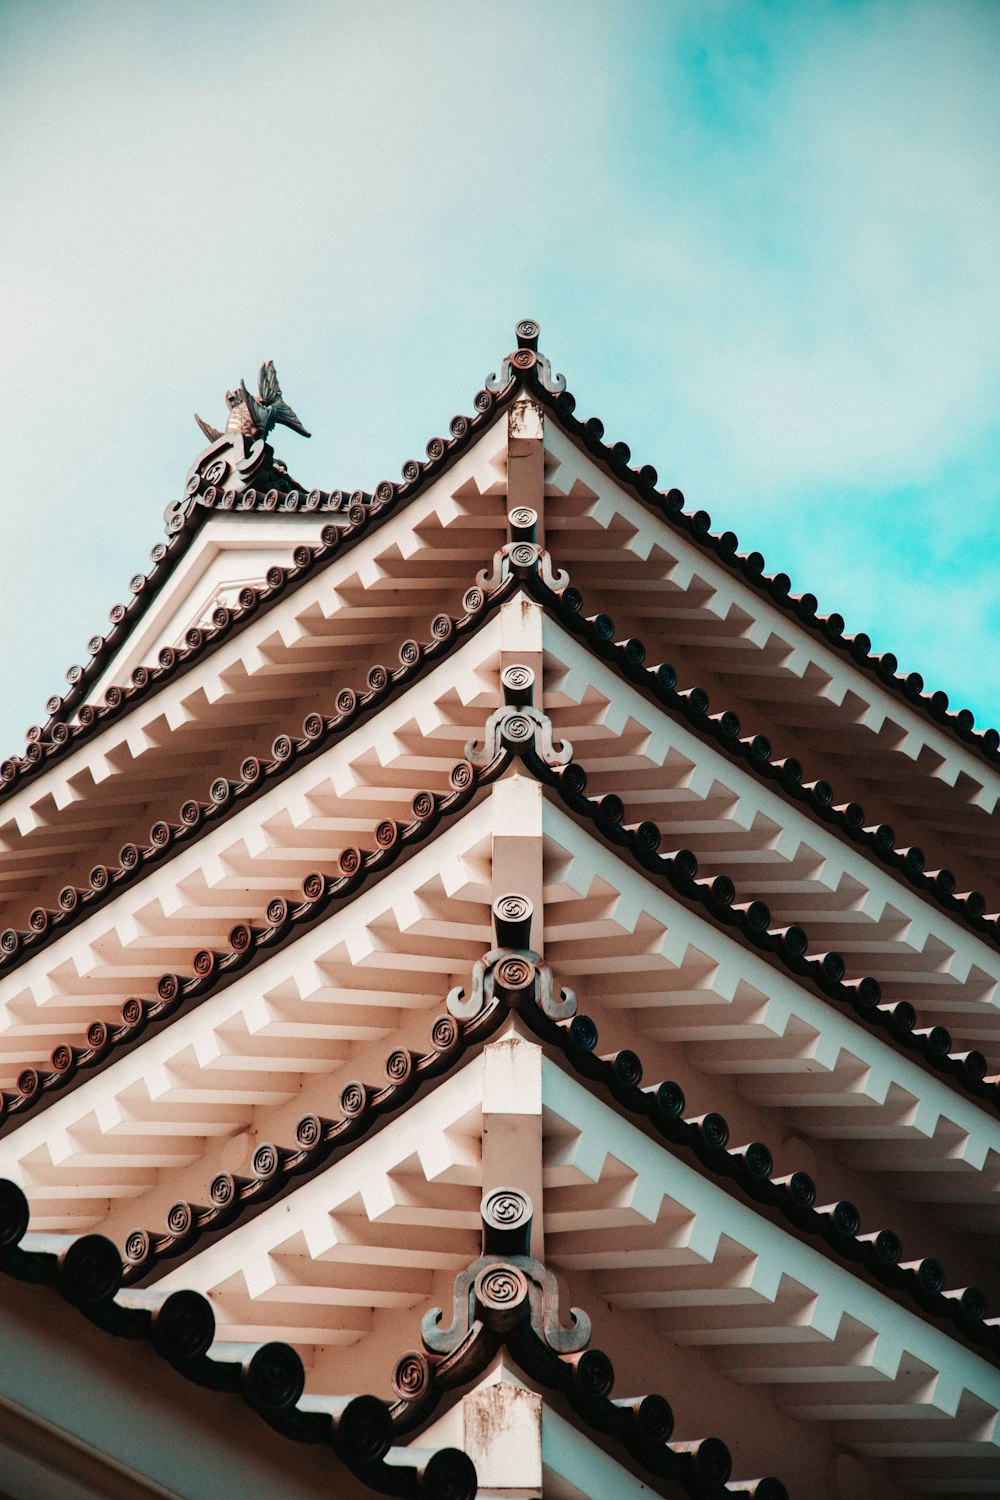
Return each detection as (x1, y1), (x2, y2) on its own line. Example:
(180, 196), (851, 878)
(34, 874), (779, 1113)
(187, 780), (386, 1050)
(3, 716), (996, 1138)
(113, 925), (998, 1362)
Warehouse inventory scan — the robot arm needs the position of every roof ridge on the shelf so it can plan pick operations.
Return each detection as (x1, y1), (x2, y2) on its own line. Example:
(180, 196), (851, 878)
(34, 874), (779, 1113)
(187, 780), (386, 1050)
(3, 690), (995, 1142)
(2, 549), (995, 971)
(6, 321), (995, 814)
(388, 1180), (788, 1498)
(112, 917), (997, 1361)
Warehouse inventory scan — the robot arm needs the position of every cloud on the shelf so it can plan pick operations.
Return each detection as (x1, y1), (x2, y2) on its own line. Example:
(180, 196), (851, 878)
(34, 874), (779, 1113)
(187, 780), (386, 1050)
(0, 0), (997, 747)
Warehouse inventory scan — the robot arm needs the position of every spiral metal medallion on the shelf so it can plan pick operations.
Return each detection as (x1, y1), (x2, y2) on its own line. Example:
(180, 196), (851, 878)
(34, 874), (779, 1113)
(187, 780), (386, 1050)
(340, 1081), (367, 1118)
(474, 1263), (529, 1328)
(393, 1350), (431, 1401)
(166, 1201), (194, 1237)
(495, 893), (531, 924)
(374, 819), (399, 849)
(509, 542), (538, 569)
(385, 1049), (413, 1084)
(229, 922), (253, 953)
(210, 1172), (237, 1208)
(449, 760), (475, 791)
(430, 1015), (459, 1051)
(573, 1347), (615, 1398)
(482, 1188), (531, 1233)
(411, 790), (435, 820)
(295, 1113), (323, 1149)
(338, 1394), (392, 1463)
(124, 1228), (151, 1265)
(83, 1019), (107, 1052)
(59, 1234), (122, 1305)
(121, 996), (145, 1026)
(253, 1143), (280, 1179)
(500, 663), (534, 697)
(501, 712), (533, 744)
(16, 1068), (39, 1100)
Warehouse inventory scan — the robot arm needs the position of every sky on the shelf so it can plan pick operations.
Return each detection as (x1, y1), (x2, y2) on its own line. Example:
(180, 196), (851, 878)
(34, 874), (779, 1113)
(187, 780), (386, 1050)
(0, 0), (998, 752)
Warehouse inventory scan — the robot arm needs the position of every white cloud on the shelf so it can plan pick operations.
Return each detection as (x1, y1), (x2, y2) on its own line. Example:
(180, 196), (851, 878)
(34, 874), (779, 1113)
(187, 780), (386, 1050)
(0, 0), (997, 745)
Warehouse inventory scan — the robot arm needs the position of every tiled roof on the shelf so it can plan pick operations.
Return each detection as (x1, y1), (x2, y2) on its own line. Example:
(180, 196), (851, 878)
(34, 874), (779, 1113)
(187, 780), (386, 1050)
(115, 918), (997, 1359)
(1, 547), (994, 996)
(3, 676), (994, 1134)
(4, 320), (996, 810)
(387, 1183), (789, 1498)
(0, 1180), (477, 1499)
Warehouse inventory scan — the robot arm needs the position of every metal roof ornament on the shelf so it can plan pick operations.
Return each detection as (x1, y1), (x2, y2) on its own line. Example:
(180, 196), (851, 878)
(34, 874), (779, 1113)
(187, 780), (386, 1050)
(168, 362), (312, 531)
(486, 318), (567, 396)
(194, 361), (311, 446)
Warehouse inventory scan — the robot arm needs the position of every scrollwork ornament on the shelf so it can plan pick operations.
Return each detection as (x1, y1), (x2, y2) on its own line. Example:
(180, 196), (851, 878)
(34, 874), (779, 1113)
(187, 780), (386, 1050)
(486, 355), (516, 393)
(465, 702), (572, 769)
(538, 549), (570, 591)
(446, 957), (487, 1021)
(535, 350), (567, 393)
(475, 546), (509, 594)
(536, 961), (577, 1021)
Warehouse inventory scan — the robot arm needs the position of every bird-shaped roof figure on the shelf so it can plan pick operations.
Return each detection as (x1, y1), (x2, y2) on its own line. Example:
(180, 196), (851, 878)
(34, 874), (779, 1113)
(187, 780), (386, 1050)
(195, 361), (311, 445)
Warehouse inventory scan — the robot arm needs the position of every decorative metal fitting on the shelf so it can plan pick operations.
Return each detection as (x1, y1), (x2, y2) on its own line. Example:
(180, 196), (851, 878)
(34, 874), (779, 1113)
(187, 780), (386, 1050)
(508, 505), (538, 543)
(482, 1187), (533, 1256)
(500, 665), (534, 710)
(421, 1189), (590, 1356)
(516, 319), (540, 351)
(465, 686), (570, 770)
(493, 892), (533, 948)
(487, 345), (566, 395)
(475, 541), (568, 594)
(446, 894), (575, 1024)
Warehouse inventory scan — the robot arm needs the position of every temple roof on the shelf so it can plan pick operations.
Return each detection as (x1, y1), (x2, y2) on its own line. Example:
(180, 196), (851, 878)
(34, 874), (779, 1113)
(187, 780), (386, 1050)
(5, 321), (997, 799)
(1, 322), (998, 1499)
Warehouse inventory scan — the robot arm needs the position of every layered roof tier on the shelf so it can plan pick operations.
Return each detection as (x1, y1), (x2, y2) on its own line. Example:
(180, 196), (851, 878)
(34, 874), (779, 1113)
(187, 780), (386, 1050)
(1, 323), (996, 1500)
